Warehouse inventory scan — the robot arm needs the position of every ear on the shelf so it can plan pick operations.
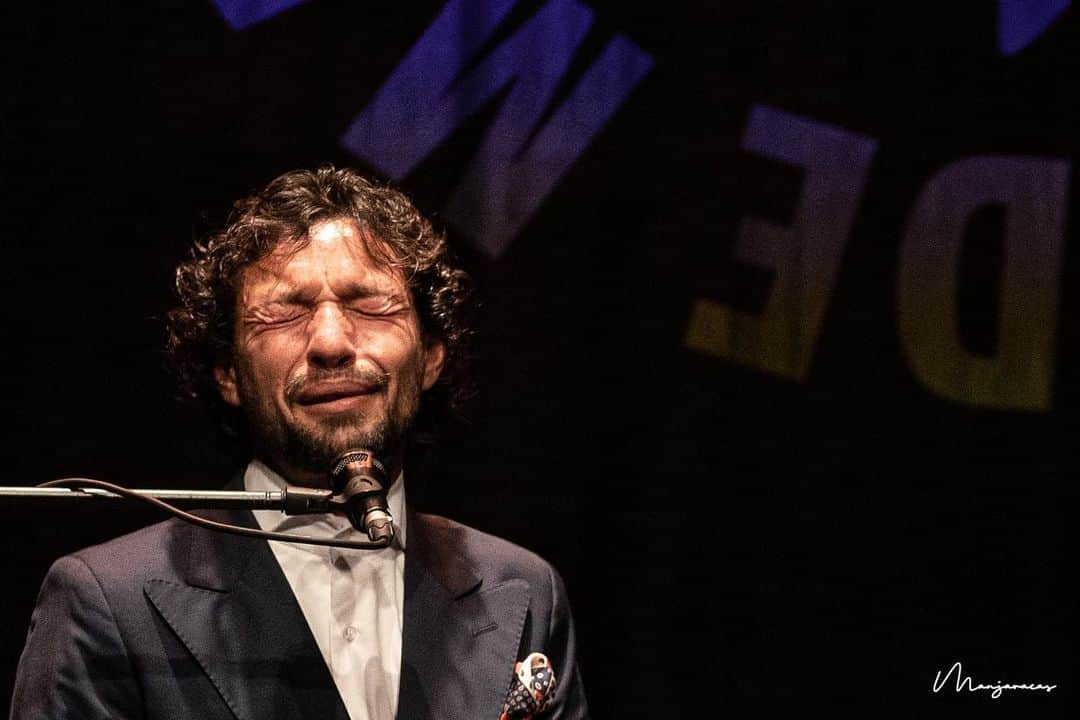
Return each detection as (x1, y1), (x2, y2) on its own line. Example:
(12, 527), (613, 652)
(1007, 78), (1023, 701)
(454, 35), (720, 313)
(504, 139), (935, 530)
(421, 339), (446, 391)
(213, 363), (242, 407)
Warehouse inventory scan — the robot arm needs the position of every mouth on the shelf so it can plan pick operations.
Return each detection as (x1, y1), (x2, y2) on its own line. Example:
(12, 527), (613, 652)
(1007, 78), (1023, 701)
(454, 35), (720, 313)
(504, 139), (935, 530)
(294, 383), (379, 412)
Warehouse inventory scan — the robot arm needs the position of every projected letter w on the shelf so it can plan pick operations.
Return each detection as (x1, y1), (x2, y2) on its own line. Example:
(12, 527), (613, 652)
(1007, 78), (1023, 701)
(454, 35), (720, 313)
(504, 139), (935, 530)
(340, 0), (652, 257)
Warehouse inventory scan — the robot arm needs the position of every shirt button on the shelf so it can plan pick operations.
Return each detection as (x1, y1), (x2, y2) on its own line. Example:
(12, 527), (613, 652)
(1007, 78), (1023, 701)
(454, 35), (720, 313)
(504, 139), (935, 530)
(344, 626), (358, 641)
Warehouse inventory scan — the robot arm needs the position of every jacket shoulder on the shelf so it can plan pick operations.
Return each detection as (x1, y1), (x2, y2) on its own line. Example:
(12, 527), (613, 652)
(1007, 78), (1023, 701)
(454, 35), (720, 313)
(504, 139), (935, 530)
(412, 512), (561, 588)
(67, 518), (187, 587)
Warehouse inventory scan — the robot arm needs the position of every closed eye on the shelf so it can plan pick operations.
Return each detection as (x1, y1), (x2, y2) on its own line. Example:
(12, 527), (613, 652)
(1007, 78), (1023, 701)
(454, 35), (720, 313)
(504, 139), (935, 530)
(345, 294), (410, 317)
(243, 303), (310, 328)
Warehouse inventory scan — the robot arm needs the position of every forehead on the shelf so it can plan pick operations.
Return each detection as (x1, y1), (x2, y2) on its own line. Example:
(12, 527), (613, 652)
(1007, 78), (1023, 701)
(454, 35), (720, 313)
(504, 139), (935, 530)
(241, 218), (405, 292)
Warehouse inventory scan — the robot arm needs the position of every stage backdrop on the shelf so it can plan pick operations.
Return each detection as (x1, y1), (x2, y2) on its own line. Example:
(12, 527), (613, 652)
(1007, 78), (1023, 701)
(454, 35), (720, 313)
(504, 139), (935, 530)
(2, 1), (1078, 716)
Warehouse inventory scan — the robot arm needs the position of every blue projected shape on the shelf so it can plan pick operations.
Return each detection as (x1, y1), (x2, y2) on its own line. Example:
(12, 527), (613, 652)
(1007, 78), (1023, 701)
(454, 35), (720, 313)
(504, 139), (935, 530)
(998, 0), (1070, 55)
(341, 0), (653, 257)
(212, 0), (310, 31)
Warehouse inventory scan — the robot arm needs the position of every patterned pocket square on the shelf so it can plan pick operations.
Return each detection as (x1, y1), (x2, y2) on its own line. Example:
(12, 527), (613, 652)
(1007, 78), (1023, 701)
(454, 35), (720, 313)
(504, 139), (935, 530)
(500, 652), (556, 720)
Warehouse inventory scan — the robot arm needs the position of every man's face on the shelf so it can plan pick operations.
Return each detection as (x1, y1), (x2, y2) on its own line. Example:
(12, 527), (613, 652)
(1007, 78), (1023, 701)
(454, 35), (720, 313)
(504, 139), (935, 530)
(214, 218), (444, 485)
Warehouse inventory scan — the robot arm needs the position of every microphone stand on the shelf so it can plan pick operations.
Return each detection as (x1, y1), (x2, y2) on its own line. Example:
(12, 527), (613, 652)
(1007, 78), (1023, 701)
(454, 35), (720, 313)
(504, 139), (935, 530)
(0, 484), (335, 513)
(0, 479), (394, 550)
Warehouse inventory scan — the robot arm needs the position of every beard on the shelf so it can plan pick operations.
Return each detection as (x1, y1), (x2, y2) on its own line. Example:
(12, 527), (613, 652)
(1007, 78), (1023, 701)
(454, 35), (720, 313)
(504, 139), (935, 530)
(237, 365), (422, 483)
(276, 406), (409, 477)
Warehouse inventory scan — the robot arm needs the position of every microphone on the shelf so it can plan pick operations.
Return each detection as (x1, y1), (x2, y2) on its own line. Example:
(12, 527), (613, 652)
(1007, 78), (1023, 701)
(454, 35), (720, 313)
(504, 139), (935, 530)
(330, 450), (395, 544)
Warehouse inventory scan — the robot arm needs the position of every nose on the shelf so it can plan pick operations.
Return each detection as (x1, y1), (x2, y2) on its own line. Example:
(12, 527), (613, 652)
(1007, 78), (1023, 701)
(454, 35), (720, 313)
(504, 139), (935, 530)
(306, 303), (356, 370)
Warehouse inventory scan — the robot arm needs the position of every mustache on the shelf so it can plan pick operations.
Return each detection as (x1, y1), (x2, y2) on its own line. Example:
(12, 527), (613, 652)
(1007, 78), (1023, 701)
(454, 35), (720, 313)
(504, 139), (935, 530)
(284, 367), (390, 402)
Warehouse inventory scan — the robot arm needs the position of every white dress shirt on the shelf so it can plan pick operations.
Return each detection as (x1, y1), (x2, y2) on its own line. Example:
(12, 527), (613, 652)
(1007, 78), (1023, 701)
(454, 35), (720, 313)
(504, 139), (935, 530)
(246, 459), (406, 720)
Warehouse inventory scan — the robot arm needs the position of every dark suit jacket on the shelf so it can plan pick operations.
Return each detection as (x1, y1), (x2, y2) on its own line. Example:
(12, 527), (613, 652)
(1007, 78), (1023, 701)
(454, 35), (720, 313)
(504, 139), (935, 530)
(10, 505), (588, 720)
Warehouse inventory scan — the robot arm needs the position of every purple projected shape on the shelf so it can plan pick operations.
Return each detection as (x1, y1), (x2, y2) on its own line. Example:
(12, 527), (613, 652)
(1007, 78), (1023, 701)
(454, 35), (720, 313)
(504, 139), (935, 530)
(998, 0), (1070, 55)
(211, 0), (310, 31)
(341, 0), (653, 257)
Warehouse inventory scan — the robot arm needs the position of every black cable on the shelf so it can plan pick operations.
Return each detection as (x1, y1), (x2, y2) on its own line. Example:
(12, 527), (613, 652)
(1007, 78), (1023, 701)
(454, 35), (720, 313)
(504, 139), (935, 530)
(38, 478), (393, 550)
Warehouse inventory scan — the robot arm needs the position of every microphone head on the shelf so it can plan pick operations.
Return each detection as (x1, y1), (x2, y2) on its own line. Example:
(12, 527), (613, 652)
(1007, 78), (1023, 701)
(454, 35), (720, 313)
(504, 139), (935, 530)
(330, 449), (387, 493)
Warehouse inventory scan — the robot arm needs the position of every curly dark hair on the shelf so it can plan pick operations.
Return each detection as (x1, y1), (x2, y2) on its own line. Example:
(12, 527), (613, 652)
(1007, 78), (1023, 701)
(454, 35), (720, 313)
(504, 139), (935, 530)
(166, 164), (474, 438)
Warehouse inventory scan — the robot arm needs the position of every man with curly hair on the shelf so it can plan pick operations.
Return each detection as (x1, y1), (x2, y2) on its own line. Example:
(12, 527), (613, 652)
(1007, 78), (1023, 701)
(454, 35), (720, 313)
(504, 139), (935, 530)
(11, 166), (589, 720)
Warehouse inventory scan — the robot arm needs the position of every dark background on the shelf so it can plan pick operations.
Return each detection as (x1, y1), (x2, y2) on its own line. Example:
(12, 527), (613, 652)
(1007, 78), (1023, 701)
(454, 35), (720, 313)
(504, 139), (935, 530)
(2, 1), (1077, 716)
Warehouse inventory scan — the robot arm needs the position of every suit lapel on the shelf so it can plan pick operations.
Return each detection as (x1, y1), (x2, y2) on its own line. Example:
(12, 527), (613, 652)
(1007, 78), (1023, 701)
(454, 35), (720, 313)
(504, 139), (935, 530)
(397, 511), (531, 720)
(143, 508), (350, 720)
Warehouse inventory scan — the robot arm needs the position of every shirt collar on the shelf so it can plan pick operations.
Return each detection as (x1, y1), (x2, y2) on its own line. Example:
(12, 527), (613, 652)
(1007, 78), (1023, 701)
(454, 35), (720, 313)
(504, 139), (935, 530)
(244, 458), (407, 551)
